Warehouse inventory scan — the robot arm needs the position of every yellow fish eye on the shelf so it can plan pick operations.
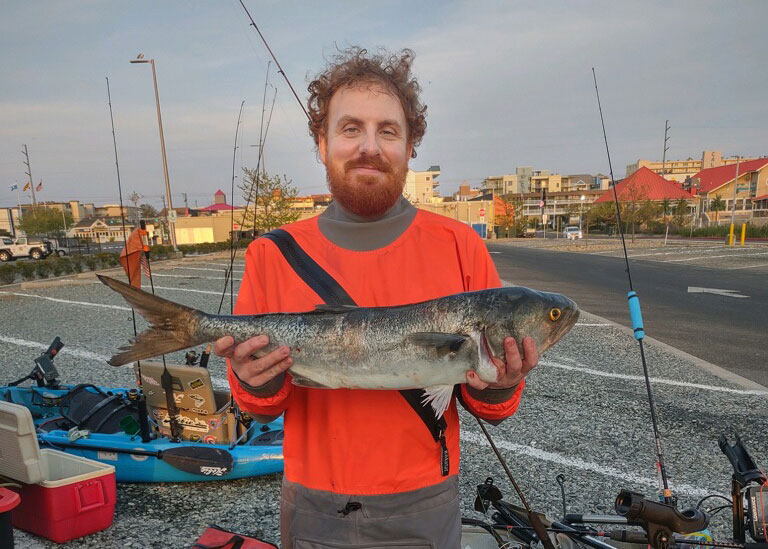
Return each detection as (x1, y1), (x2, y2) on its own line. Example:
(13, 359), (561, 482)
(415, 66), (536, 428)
(549, 308), (562, 322)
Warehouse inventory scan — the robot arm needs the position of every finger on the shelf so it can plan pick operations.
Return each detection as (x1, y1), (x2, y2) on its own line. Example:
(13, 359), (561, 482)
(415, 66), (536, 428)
(466, 370), (489, 390)
(503, 337), (523, 373)
(251, 355), (293, 387)
(241, 345), (291, 378)
(520, 337), (539, 375)
(213, 335), (235, 357)
(232, 334), (270, 363)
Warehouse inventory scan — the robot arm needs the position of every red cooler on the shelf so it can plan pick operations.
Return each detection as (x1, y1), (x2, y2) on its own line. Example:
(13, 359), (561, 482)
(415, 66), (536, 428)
(0, 401), (116, 543)
(0, 487), (21, 548)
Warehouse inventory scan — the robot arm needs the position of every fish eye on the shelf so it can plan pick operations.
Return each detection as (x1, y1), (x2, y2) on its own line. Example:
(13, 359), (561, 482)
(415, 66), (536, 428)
(549, 308), (562, 322)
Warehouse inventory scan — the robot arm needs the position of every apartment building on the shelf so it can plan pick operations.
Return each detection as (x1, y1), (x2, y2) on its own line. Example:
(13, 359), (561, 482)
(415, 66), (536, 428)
(404, 165), (441, 204)
(626, 150), (761, 183)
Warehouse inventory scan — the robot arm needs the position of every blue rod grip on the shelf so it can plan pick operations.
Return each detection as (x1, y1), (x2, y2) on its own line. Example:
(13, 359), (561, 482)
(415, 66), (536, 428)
(627, 291), (644, 340)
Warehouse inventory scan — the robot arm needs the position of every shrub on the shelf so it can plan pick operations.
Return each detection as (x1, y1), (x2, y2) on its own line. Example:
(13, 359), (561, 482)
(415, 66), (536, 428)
(0, 264), (17, 285)
(50, 258), (65, 277)
(58, 257), (74, 275)
(18, 262), (37, 281)
(84, 255), (99, 271)
(35, 260), (53, 279)
(71, 255), (85, 273)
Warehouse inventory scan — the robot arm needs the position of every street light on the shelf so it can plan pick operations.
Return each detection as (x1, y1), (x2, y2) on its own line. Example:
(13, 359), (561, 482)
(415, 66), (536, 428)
(130, 54), (178, 251)
(580, 194), (586, 232)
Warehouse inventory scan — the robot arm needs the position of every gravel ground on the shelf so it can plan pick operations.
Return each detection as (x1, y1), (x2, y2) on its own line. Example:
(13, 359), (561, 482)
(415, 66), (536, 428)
(2, 254), (766, 548)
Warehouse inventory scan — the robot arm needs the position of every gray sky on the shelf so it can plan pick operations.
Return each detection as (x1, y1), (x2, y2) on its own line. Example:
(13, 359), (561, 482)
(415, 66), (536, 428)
(1, 1), (766, 210)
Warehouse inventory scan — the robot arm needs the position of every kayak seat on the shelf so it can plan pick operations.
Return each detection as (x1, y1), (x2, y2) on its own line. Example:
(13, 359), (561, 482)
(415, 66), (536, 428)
(59, 384), (139, 434)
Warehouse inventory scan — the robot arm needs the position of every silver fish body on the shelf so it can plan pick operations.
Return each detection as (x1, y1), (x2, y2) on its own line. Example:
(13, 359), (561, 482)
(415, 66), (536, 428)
(99, 275), (579, 416)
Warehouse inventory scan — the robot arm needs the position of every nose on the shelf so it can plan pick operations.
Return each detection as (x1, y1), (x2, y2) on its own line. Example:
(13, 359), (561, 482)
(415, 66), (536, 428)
(358, 128), (381, 157)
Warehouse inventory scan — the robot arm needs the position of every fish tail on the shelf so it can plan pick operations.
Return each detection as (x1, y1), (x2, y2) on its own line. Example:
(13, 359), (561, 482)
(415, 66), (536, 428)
(98, 275), (207, 366)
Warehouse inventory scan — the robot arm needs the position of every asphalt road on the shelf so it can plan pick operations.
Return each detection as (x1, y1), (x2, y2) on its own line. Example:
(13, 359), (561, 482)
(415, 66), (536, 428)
(488, 242), (768, 386)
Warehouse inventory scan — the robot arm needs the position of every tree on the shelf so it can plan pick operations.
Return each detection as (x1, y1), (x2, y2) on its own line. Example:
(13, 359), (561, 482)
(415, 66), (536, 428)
(585, 202), (616, 233)
(139, 203), (159, 220)
(673, 198), (690, 229)
(709, 194), (726, 224)
(494, 194), (525, 237)
(18, 208), (73, 236)
(619, 181), (649, 242)
(238, 169), (301, 233)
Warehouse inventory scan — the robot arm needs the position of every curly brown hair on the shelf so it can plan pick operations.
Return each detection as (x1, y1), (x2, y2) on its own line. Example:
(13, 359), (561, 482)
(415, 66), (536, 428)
(307, 47), (427, 159)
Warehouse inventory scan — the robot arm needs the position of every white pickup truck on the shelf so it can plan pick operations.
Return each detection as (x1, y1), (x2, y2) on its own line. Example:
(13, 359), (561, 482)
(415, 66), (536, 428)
(0, 236), (52, 261)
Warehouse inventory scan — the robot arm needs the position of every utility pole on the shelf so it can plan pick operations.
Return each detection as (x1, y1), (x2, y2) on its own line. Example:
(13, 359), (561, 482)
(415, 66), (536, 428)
(182, 192), (188, 210)
(21, 144), (38, 208)
(129, 192), (142, 224)
(661, 120), (670, 177)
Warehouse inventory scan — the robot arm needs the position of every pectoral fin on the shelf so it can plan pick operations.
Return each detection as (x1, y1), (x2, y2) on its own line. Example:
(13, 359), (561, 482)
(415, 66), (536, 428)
(421, 384), (455, 418)
(312, 304), (359, 313)
(289, 372), (331, 389)
(406, 332), (469, 358)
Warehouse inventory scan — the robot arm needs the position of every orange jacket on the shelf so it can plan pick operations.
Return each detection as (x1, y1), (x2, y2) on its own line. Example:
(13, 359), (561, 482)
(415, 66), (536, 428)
(228, 211), (525, 495)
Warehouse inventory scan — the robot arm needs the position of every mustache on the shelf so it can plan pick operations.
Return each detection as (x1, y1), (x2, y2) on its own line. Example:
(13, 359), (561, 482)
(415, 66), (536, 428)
(344, 157), (392, 173)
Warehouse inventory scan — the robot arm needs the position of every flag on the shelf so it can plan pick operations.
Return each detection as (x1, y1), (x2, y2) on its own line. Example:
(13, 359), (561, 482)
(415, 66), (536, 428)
(119, 228), (144, 288)
(9, 184), (17, 191)
(35, 180), (43, 192)
(140, 253), (151, 279)
(23, 182), (31, 192)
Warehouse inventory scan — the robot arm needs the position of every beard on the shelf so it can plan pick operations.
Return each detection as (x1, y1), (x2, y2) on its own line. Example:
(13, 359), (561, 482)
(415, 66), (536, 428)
(327, 155), (408, 219)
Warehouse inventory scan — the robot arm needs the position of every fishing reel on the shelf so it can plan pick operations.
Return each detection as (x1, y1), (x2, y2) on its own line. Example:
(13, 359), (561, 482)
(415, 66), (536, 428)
(720, 434), (768, 543)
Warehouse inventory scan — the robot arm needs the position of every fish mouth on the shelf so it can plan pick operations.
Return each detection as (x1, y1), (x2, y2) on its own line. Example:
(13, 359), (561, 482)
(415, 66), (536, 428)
(478, 330), (500, 383)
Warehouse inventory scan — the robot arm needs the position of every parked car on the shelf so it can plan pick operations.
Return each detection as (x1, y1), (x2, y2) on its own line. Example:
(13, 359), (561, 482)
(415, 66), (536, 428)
(0, 236), (52, 261)
(48, 238), (71, 256)
(563, 226), (583, 240)
(522, 227), (536, 238)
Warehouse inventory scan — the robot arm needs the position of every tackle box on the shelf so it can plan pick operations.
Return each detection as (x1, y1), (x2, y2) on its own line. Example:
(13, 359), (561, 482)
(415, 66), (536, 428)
(0, 400), (116, 543)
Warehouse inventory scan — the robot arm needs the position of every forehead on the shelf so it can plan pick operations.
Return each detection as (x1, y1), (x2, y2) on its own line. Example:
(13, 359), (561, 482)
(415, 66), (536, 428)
(327, 83), (406, 125)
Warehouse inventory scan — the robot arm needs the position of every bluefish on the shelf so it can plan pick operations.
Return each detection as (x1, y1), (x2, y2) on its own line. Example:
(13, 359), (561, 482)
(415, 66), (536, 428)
(99, 275), (579, 417)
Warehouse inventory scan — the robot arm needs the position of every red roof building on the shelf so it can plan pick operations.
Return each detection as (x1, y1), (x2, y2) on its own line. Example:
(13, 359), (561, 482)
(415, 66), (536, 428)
(200, 189), (236, 212)
(691, 158), (768, 195)
(594, 167), (694, 203)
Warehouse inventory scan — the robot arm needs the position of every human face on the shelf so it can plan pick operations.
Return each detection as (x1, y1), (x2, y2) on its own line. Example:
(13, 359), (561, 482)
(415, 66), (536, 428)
(319, 84), (413, 218)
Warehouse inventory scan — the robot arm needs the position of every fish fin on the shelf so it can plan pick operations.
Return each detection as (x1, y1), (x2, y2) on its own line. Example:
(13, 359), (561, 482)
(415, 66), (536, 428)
(289, 372), (331, 389)
(406, 332), (469, 358)
(312, 304), (359, 313)
(421, 384), (455, 419)
(98, 275), (205, 366)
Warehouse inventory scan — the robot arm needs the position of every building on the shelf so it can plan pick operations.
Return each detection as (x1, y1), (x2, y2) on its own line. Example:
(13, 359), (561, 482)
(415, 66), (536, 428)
(453, 183), (482, 202)
(626, 150), (762, 183)
(404, 165), (440, 204)
(691, 158), (768, 225)
(68, 217), (136, 242)
(530, 170), (562, 193)
(482, 174), (523, 196)
(594, 167), (694, 205)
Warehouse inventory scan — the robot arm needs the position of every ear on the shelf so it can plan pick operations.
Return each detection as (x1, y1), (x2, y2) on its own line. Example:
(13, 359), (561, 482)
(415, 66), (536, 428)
(406, 141), (414, 160)
(318, 134), (328, 166)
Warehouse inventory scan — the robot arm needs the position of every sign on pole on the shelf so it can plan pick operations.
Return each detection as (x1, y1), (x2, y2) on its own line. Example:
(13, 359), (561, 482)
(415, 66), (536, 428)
(478, 208), (486, 217)
(168, 210), (177, 223)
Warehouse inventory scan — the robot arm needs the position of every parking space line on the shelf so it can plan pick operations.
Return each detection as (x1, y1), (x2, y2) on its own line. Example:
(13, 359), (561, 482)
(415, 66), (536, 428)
(574, 323), (612, 326)
(0, 335), (111, 362)
(461, 431), (716, 497)
(151, 273), (241, 281)
(0, 290), (131, 311)
(544, 360), (768, 396)
(666, 251), (768, 262)
(143, 285), (235, 296)
(177, 267), (245, 273)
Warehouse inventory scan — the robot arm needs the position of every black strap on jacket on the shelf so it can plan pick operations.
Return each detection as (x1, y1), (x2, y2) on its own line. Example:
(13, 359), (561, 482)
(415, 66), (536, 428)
(261, 228), (449, 476)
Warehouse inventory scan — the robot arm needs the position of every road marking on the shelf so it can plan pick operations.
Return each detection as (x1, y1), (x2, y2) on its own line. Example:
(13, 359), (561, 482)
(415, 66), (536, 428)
(543, 360), (768, 396)
(142, 285), (234, 296)
(0, 335), (111, 362)
(574, 323), (612, 327)
(461, 431), (716, 497)
(489, 251), (501, 254)
(667, 251), (768, 262)
(687, 286), (748, 298)
(150, 273), (241, 281)
(0, 291), (131, 310)
(198, 262), (246, 268)
(177, 266), (245, 273)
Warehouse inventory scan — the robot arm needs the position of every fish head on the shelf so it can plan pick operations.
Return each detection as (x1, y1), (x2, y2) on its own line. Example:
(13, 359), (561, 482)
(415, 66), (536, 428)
(479, 286), (580, 359)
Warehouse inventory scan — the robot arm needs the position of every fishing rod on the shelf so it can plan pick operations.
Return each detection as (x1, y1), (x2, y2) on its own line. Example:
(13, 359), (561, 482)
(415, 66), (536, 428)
(591, 68), (671, 504)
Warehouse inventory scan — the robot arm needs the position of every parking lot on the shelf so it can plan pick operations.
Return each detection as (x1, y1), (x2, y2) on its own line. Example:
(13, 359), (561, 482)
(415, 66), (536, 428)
(1, 251), (766, 548)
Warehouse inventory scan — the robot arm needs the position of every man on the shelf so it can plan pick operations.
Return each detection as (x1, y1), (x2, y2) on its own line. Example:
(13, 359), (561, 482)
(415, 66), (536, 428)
(214, 47), (539, 548)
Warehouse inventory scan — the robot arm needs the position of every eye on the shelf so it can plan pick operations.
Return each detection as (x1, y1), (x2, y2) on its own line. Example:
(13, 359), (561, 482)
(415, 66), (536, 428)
(549, 308), (562, 322)
(342, 126), (359, 135)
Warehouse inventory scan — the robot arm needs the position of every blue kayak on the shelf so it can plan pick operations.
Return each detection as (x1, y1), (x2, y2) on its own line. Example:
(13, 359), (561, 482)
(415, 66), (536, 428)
(1, 384), (284, 483)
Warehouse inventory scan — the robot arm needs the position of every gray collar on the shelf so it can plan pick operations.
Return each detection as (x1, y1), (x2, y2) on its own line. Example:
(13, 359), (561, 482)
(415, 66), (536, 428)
(317, 196), (418, 251)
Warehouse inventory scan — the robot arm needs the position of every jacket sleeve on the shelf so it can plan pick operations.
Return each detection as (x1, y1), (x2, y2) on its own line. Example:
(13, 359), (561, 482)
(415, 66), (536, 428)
(227, 240), (293, 419)
(458, 229), (525, 422)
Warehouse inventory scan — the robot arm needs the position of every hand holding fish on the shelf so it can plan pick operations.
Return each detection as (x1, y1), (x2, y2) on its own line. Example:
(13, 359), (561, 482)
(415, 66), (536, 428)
(466, 336), (538, 391)
(213, 334), (292, 388)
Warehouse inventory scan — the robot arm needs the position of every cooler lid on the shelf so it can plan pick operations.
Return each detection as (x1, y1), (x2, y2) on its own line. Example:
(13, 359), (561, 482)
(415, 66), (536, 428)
(0, 487), (20, 513)
(0, 400), (44, 484)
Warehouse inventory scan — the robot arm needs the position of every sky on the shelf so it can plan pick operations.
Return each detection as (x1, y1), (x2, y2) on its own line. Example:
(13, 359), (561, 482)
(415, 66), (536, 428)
(1, 1), (766, 211)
